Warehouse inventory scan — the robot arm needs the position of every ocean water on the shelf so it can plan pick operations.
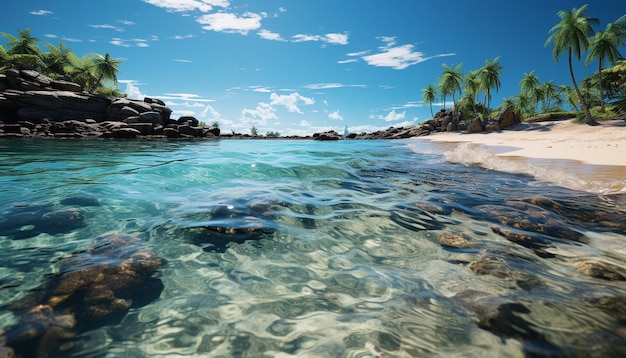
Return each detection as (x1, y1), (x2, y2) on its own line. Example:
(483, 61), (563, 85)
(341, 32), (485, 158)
(0, 138), (625, 357)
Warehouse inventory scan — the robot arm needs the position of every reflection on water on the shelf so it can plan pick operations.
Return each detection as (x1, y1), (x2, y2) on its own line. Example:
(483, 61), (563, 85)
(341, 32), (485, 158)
(0, 138), (625, 357)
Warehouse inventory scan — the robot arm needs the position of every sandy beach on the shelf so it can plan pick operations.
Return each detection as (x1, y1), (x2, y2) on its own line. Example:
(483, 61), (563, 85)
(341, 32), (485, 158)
(414, 118), (626, 194)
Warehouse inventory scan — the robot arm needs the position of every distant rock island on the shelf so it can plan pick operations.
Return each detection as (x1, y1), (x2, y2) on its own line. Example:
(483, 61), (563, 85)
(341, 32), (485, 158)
(0, 69), (521, 140)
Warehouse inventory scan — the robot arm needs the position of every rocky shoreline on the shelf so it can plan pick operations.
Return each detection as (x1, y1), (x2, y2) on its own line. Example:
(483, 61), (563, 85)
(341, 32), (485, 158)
(1, 69), (522, 141)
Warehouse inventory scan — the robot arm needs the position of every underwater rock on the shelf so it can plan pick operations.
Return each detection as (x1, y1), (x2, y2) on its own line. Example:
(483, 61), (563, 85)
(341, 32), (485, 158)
(490, 225), (556, 258)
(575, 261), (625, 281)
(438, 232), (476, 249)
(452, 290), (561, 356)
(477, 202), (587, 243)
(180, 198), (283, 252)
(0, 204), (85, 239)
(59, 193), (101, 207)
(1, 231), (163, 357)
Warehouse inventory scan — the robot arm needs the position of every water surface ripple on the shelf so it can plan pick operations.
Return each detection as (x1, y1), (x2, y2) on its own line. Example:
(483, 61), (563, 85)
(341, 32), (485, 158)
(0, 138), (625, 357)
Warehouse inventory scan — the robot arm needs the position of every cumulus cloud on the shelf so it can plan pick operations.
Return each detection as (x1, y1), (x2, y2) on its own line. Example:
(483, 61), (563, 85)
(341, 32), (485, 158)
(377, 110), (406, 122)
(242, 102), (277, 124)
(200, 104), (223, 119)
(291, 32), (348, 45)
(258, 29), (285, 41)
(142, 0), (229, 12)
(197, 12), (263, 35)
(328, 111), (343, 121)
(361, 37), (455, 70)
(121, 81), (146, 100)
(269, 92), (314, 113)
(30, 10), (53, 16)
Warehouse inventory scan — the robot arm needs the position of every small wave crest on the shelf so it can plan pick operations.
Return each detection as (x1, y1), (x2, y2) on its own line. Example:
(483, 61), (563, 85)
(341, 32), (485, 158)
(442, 142), (626, 195)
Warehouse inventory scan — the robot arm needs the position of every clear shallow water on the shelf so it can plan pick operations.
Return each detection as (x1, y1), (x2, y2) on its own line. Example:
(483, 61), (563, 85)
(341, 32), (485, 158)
(0, 138), (625, 357)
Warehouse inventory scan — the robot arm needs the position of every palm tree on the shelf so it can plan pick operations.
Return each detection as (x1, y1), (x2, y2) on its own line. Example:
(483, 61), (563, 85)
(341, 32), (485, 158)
(1, 29), (45, 71)
(438, 63), (463, 111)
(464, 70), (481, 117)
(66, 53), (96, 91)
(541, 80), (558, 111)
(1, 28), (41, 56)
(585, 15), (626, 112)
(520, 70), (542, 114)
(90, 53), (121, 93)
(545, 5), (599, 125)
(43, 41), (74, 77)
(422, 84), (437, 117)
(478, 56), (503, 119)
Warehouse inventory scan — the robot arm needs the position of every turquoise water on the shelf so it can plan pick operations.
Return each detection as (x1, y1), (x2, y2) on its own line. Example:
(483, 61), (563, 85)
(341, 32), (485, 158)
(0, 138), (625, 357)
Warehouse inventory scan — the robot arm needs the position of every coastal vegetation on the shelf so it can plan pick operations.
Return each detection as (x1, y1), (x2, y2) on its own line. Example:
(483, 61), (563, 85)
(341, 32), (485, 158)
(423, 4), (626, 126)
(1, 28), (123, 96)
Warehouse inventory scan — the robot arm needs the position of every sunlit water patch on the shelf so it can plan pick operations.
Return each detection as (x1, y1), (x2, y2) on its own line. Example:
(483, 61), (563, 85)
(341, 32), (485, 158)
(0, 138), (625, 357)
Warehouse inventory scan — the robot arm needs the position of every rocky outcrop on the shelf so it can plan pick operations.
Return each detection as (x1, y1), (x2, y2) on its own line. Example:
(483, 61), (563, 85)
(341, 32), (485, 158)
(0, 69), (219, 139)
(313, 130), (341, 141)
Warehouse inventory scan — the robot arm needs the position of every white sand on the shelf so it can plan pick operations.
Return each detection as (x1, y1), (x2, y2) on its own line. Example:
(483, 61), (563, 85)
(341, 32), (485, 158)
(413, 119), (626, 194)
(421, 119), (626, 166)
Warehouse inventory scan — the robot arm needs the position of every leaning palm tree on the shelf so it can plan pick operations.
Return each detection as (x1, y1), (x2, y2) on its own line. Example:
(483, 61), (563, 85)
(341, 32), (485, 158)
(90, 52), (122, 93)
(438, 63), (463, 111)
(478, 56), (503, 119)
(65, 53), (96, 91)
(545, 5), (599, 125)
(585, 15), (626, 112)
(422, 84), (437, 117)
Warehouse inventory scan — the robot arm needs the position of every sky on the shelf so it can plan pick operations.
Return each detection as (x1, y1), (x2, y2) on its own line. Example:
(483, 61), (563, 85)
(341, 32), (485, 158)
(4, 0), (626, 136)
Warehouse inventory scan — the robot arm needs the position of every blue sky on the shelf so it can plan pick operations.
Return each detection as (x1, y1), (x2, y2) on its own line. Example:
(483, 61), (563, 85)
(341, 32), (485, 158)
(4, 1), (626, 135)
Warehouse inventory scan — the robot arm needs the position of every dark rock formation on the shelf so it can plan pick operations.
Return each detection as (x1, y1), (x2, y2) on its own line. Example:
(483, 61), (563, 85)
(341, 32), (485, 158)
(313, 130), (341, 141)
(0, 231), (163, 357)
(0, 69), (214, 139)
(0, 203), (85, 240)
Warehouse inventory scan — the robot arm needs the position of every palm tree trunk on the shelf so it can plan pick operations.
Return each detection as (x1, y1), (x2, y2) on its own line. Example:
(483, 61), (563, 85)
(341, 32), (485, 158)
(598, 58), (605, 113)
(429, 103), (433, 117)
(569, 49), (596, 125)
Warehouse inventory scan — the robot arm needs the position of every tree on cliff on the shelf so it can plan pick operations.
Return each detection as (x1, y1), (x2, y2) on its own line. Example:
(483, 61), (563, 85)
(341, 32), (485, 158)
(91, 53), (121, 93)
(0, 29), (45, 71)
(43, 41), (75, 77)
(545, 5), (599, 125)
(585, 14), (626, 113)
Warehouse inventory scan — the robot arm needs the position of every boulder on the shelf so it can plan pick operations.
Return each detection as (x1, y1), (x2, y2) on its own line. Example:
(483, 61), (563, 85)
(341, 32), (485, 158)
(206, 126), (220, 137)
(138, 111), (163, 125)
(148, 103), (172, 122)
(110, 127), (141, 139)
(497, 106), (521, 128)
(485, 121), (501, 132)
(50, 79), (82, 92)
(163, 127), (182, 138)
(178, 116), (199, 127)
(178, 125), (204, 137)
(313, 130), (340, 141)
(105, 98), (152, 120)
(467, 118), (483, 133)
(128, 123), (154, 135)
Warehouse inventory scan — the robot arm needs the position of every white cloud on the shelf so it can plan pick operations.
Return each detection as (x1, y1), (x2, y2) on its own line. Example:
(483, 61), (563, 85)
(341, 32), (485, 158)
(110, 38), (150, 47)
(382, 110), (406, 122)
(338, 59), (358, 64)
(199, 104), (222, 119)
(270, 92), (314, 113)
(303, 83), (366, 90)
(197, 12), (263, 35)
(250, 86), (272, 93)
(168, 34), (195, 40)
(44, 34), (58, 39)
(300, 120), (311, 126)
(173, 59), (193, 63)
(118, 19), (135, 25)
(291, 32), (349, 45)
(328, 111), (343, 121)
(30, 10), (53, 16)
(90, 24), (125, 32)
(258, 29), (284, 41)
(142, 0), (229, 12)
(242, 102), (277, 124)
(161, 93), (214, 102)
(362, 36), (455, 70)
(122, 81), (146, 100)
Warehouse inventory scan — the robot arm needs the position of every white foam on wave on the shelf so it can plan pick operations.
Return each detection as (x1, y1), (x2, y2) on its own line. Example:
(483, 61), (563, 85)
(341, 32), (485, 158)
(442, 142), (626, 195)
(407, 139), (626, 195)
